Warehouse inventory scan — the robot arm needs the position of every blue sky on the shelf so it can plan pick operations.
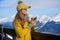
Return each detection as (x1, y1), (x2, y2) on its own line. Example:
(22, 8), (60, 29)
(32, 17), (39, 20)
(0, 0), (60, 18)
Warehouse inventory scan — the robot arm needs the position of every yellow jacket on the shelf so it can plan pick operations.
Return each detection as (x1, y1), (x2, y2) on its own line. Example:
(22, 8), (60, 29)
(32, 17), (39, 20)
(13, 18), (31, 40)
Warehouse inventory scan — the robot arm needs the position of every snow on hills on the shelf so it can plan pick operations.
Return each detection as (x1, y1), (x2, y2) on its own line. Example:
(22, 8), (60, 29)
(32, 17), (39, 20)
(37, 13), (60, 24)
(53, 13), (60, 22)
(0, 13), (60, 24)
(0, 15), (15, 23)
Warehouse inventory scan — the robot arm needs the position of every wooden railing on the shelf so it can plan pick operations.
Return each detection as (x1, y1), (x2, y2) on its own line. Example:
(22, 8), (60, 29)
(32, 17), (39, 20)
(31, 31), (60, 40)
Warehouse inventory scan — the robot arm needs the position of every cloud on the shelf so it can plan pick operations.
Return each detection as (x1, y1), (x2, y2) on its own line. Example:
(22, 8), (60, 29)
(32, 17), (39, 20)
(0, 17), (8, 22)
(0, 13), (60, 24)
(0, 0), (18, 18)
(23, 0), (60, 9)
(29, 12), (60, 23)
(0, 0), (18, 7)
(0, 0), (60, 19)
(53, 13), (60, 22)
(0, 0), (60, 10)
(0, 15), (15, 23)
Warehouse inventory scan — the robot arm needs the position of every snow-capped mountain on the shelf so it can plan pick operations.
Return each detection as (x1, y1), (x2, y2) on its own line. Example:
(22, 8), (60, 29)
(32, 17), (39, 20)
(0, 13), (60, 35)
(0, 15), (15, 23)
(36, 13), (60, 35)
(36, 20), (60, 35)
(0, 13), (60, 30)
(36, 15), (52, 29)
(37, 13), (60, 24)
(53, 13), (60, 22)
(0, 13), (60, 24)
(3, 22), (13, 29)
(39, 15), (51, 24)
(0, 15), (15, 29)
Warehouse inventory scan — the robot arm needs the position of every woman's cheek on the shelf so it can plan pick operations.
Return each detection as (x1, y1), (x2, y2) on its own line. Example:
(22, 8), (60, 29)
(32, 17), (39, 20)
(22, 10), (27, 14)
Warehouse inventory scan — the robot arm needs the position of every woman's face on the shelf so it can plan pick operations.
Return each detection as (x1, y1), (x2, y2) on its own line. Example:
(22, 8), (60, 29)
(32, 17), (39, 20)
(21, 9), (27, 15)
(18, 9), (27, 19)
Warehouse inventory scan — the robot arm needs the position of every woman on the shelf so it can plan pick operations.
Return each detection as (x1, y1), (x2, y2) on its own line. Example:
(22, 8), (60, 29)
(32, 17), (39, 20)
(13, 1), (36, 40)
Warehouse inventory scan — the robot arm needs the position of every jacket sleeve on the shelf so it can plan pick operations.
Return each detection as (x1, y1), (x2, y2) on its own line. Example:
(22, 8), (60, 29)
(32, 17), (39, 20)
(28, 22), (36, 31)
(32, 23), (36, 30)
(13, 20), (24, 38)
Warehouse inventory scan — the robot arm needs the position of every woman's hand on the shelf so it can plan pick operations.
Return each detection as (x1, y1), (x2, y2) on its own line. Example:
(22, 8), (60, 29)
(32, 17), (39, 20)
(31, 17), (37, 24)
